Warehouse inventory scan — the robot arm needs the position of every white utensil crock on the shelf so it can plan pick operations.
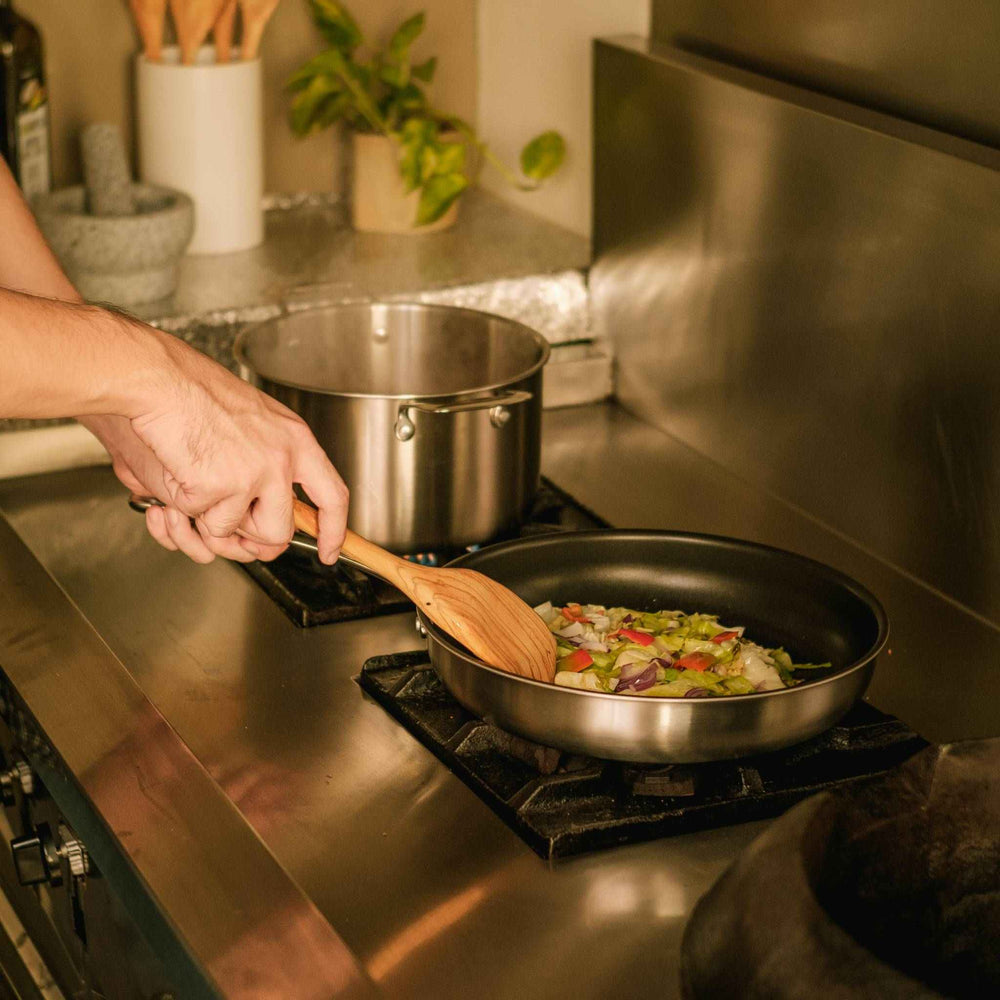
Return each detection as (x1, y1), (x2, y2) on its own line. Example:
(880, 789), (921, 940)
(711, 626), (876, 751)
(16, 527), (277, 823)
(136, 46), (263, 255)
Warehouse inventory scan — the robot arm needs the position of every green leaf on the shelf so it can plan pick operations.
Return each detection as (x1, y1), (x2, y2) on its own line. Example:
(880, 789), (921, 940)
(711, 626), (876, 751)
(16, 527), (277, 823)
(315, 92), (352, 128)
(287, 49), (348, 90)
(520, 130), (566, 181)
(397, 118), (435, 191)
(412, 57), (437, 83)
(310, 0), (363, 51)
(389, 12), (425, 60)
(287, 63), (319, 93)
(436, 141), (466, 174)
(415, 172), (468, 226)
(379, 61), (408, 89)
(289, 74), (339, 135)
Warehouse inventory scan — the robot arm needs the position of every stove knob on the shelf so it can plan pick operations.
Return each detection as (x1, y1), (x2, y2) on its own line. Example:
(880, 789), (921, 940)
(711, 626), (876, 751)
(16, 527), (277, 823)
(57, 824), (89, 881)
(10, 822), (61, 887)
(0, 755), (34, 806)
(10, 758), (33, 797)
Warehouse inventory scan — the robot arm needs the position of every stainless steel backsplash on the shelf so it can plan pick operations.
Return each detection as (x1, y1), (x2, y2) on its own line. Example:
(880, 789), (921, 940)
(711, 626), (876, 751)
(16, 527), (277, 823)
(592, 37), (1000, 625)
(651, 0), (1000, 150)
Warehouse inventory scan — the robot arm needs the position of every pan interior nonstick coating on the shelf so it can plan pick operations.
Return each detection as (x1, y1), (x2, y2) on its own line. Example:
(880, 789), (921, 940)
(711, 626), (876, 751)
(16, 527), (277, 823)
(447, 531), (886, 675)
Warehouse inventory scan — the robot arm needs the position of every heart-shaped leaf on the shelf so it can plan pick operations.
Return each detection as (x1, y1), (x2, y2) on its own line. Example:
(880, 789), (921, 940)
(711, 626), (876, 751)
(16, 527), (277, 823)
(520, 130), (566, 181)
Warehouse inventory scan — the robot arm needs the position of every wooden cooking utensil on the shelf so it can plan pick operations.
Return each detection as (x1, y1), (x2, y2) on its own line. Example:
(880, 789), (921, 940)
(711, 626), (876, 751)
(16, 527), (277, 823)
(293, 501), (557, 683)
(213, 0), (238, 63)
(127, 492), (556, 682)
(169, 0), (227, 64)
(238, 0), (281, 60)
(129, 0), (168, 61)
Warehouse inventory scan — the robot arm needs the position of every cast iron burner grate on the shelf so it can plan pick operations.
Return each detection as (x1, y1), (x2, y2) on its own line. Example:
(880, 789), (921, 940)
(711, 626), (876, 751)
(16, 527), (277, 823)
(240, 478), (608, 626)
(357, 652), (929, 860)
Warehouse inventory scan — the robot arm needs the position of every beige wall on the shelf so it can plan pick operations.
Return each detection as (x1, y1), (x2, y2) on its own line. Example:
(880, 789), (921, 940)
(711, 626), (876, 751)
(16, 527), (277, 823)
(19, 0), (476, 194)
(476, 0), (649, 237)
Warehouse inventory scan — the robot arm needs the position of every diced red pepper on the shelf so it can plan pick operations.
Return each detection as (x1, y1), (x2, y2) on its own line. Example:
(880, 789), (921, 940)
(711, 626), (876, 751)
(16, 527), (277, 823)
(674, 652), (716, 672)
(561, 604), (591, 623)
(560, 649), (594, 672)
(610, 628), (655, 646)
(711, 631), (740, 644)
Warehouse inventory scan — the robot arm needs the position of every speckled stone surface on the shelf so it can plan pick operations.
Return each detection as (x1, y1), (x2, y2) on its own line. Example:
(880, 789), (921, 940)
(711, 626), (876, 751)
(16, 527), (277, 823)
(80, 123), (136, 217)
(33, 184), (194, 306)
(159, 188), (589, 321)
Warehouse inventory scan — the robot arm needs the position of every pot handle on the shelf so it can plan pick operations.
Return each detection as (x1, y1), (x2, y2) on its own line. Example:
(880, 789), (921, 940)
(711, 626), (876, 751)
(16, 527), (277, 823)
(394, 389), (532, 442)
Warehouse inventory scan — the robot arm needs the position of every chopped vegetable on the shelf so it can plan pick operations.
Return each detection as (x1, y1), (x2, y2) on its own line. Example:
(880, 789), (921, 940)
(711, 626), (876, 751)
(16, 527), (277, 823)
(538, 603), (830, 698)
(711, 630), (740, 644)
(674, 652), (716, 672)
(611, 628), (655, 646)
(560, 648), (594, 673)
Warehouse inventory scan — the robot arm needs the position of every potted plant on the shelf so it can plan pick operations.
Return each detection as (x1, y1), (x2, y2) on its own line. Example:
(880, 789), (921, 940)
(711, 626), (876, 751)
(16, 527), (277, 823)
(288, 0), (566, 232)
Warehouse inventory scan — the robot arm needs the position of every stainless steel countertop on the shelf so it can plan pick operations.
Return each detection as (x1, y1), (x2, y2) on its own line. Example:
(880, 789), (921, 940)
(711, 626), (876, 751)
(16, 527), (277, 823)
(2, 402), (998, 998)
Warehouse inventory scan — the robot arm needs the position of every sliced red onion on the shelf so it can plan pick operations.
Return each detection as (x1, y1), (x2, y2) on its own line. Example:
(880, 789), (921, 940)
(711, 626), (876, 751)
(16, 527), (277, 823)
(684, 687), (712, 698)
(617, 660), (649, 682)
(649, 654), (674, 669)
(616, 663), (658, 692)
(621, 614), (635, 625)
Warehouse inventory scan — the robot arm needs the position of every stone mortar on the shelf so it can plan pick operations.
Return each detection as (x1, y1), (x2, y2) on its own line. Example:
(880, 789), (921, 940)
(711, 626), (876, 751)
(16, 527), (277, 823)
(33, 183), (194, 307)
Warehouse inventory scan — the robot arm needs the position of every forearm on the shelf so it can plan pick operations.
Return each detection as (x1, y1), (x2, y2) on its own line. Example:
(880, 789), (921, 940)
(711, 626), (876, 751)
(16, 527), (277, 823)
(0, 157), (80, 302)
(0, 286), (177, 419)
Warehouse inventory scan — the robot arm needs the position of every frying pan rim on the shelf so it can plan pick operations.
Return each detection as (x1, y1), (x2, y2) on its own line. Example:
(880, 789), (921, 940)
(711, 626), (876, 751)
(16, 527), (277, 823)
(420, 528), (889, 703)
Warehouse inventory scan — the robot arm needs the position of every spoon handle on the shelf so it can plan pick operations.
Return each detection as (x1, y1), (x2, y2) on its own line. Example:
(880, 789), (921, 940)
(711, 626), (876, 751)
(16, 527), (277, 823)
(292, 500), (410, 589)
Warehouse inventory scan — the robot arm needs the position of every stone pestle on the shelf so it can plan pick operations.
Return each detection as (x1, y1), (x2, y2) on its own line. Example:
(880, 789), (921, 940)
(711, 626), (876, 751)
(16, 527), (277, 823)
(81, 123), (137, 217)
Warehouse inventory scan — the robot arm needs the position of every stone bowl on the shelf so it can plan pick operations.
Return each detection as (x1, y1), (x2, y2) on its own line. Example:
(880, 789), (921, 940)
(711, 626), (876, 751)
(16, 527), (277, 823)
(33, 183), (194, 306)
(681, 739), (1000, 999)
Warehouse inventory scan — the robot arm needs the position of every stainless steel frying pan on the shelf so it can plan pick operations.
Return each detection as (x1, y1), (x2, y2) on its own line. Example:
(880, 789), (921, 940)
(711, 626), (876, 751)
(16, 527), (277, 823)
(418, 531), (887, 763)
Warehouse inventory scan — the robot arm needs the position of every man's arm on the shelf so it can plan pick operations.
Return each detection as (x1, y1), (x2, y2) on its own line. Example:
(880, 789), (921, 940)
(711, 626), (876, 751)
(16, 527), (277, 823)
(0, 160), (348, 564)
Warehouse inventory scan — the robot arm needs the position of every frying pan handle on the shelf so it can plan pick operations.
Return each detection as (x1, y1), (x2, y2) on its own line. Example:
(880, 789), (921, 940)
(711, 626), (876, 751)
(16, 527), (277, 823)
(394, 390), (532, 442)
(126, 494), (370, 573)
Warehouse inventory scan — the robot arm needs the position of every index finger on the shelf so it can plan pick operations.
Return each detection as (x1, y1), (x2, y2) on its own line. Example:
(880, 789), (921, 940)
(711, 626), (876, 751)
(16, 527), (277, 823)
(295, 446), (349, 565)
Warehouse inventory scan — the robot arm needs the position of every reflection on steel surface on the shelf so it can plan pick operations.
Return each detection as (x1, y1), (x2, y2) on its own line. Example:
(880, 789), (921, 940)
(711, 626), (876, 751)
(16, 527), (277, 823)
(367, 883), (487, 982)
(0, 514), (376, 999)
(651, 0), (1000, 149)
(593, 38), (1000, 627)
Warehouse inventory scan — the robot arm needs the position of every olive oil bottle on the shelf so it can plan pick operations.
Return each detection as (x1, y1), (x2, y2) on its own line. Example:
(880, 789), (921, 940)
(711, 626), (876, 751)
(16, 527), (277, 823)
(0, 0), (51, 199)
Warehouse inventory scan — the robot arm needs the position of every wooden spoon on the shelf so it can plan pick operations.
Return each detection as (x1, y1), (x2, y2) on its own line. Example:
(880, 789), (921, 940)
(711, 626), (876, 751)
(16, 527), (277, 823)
(213, 0), (238, 63)
(128, 493), (556, 681)
(238, 0), (281, 60)
(292, 501), (557, 682)
(169, 0), (228, 64)
(129, 0), (168, 61)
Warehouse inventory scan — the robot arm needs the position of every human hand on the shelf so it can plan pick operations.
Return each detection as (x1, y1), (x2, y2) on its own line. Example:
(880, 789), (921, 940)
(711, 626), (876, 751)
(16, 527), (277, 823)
(81, 414), (288, 564)
(83, 334), (348, 565)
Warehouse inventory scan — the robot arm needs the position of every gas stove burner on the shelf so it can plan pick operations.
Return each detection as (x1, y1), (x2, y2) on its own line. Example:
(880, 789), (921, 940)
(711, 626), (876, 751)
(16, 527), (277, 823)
(357, 652), (929, 860)
(241, 479), (608, 626)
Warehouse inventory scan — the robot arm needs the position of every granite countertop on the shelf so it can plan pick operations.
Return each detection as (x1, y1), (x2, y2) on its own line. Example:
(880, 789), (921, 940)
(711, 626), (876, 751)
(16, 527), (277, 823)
(148, 189), (590, 325)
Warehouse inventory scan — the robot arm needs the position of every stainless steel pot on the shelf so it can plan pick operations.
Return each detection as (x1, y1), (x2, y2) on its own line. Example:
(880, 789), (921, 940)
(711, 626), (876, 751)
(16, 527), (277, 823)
(234, 303), (550, 553)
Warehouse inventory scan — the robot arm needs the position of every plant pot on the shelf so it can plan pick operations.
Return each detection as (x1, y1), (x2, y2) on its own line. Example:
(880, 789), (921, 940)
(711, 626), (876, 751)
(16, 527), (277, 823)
(350, 132), (459, 234)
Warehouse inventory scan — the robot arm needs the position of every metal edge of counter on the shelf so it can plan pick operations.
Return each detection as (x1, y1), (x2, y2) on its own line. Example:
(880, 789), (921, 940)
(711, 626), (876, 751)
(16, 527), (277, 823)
(0, 511), (377, 999)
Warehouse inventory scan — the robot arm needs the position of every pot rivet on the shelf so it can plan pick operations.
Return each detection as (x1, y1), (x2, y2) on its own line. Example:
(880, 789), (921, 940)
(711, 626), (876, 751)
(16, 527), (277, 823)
(489, 405), (511, 428)
(373, 326), (389, 342)
(394, 410), (416, 441)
